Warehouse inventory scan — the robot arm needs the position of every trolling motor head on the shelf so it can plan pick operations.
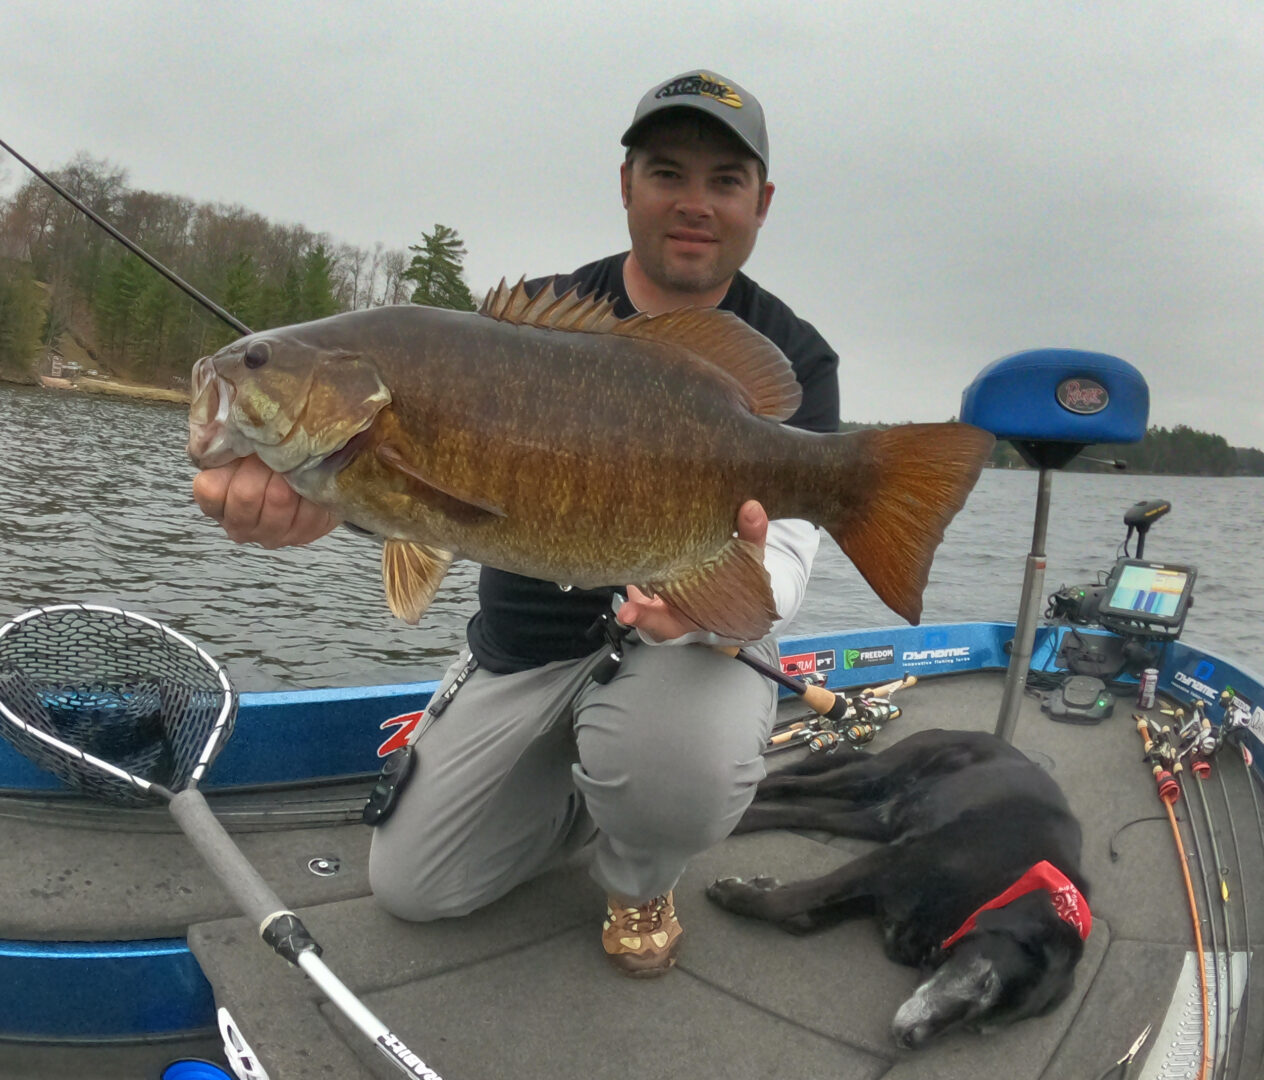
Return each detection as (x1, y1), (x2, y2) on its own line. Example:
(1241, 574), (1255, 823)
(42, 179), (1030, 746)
(1123, 499), (1171, 559)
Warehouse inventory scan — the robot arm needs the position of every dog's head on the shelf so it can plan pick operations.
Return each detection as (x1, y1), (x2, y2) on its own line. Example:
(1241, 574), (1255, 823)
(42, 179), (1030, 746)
(890, 891), (1085, 1049)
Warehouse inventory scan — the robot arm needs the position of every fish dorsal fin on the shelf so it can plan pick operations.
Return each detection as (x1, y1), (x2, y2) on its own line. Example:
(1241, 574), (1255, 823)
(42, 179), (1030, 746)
(480, 277), (802, 421)
(480, 277), (625, 333)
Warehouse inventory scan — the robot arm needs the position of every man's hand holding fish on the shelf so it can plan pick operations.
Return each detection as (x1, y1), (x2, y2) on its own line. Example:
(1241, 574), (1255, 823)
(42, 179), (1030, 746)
(616, 499), (768, 644)
(193, 454), (338, 549)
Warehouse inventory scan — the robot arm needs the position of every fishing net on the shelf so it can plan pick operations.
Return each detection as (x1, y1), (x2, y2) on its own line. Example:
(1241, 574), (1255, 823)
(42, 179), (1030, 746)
(0, 604), (236, 806)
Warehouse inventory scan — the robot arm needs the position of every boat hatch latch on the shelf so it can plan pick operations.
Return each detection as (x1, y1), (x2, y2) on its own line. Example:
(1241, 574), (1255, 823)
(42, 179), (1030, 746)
(308, 856), (341, 877)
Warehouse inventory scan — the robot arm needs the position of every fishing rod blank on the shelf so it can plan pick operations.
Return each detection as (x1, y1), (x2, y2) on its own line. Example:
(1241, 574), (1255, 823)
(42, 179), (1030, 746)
(1186, 768), (1229, 1080)
(1136, 716), (1211, 1080)
(0, 603), (444, 1080)
(1214, 689), (1264, 1080)
(1212, 765), (1248, 1080)
(0, 136), (252, 337)
(1238, 744), (1264, 1080)
(1178, 767), (1224, 1080)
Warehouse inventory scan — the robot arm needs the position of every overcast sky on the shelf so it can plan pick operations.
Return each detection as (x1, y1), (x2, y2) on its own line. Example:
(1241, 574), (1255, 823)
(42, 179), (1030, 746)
(3, 1), (1261, 448)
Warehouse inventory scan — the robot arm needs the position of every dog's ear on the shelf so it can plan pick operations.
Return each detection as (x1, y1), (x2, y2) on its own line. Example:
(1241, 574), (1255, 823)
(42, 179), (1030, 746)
(973, 892), (1085, 968)
(968, 892), (1085, 1025)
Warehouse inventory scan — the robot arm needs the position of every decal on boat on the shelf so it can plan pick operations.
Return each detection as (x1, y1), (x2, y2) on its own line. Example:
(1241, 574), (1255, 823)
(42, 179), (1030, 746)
(1250, 705), (1264, 742)
(377, 710), (425, 757)
(780, 649), (836, 677)
(902, 646), (971, 666)
(1173, 669), (1218, 701)
(218, 1006), (271, 1080)
(843, 645), (895, 669)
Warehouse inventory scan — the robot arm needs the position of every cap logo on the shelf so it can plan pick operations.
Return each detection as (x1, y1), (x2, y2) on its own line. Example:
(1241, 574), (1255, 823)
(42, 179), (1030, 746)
(655, 72), (742, 109)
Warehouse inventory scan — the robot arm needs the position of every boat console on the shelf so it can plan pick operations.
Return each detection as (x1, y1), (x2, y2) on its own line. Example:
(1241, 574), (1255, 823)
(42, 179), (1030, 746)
(1047, 501), (1199, 704)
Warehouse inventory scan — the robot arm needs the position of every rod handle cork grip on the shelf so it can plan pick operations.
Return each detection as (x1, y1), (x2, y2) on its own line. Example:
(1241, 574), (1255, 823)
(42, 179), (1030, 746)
(1134, 714), (1154, 754)
(717, 647), (915, 719)
(768, 723), (809, 746)
(867, 675), (918, 698)
(717, 646), (847, 718)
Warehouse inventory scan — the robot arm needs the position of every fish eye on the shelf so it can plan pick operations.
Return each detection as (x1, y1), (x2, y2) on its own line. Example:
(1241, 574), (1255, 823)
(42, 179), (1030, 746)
(244, 340), (271, 369)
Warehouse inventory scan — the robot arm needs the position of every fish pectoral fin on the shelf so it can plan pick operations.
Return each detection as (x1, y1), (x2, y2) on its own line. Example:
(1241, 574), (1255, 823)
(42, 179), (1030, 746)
(647, 539), (779, 641)
(376, 442), (507, 522)
(382, 540), (455, 624)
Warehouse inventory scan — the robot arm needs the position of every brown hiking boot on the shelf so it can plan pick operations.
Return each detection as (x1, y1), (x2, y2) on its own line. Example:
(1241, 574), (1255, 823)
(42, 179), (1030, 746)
(602, 890), (683, 977)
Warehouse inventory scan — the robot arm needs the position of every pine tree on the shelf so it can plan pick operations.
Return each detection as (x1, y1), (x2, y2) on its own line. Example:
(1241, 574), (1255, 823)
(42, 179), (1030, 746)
(217, 251), (260, 344)
(404, 224), (476, 311)
(278, 263), (303, 326)
(95, 255), (147, 355)
(299, 243), (339, 321)
(0, 261), (46, 380)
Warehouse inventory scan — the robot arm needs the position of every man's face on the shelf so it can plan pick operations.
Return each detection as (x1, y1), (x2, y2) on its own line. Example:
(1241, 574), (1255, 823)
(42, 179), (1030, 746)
(621, 127), (773, 298)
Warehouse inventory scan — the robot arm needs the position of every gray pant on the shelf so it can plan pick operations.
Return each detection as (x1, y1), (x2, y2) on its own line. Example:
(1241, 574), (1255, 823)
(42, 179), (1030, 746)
(368, 635), (780, 920)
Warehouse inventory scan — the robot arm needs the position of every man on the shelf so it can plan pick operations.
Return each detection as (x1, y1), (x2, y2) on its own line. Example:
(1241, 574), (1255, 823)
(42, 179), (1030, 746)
(192, 70), (840, 976)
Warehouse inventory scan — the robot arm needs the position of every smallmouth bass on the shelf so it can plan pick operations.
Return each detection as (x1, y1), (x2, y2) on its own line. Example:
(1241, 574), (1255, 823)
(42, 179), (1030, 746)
(188, 280), (994, 639)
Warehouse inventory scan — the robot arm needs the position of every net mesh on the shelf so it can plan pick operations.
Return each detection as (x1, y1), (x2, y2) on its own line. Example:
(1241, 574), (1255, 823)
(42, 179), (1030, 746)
(0, 605), (236, 805)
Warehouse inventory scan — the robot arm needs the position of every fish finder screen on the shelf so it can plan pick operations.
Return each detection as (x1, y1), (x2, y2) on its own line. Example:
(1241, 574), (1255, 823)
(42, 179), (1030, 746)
(1099, 560), (1196, 629)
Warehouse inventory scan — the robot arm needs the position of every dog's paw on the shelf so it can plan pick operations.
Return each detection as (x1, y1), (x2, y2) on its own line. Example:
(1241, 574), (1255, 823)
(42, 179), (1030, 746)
(706, 875), (783, 916)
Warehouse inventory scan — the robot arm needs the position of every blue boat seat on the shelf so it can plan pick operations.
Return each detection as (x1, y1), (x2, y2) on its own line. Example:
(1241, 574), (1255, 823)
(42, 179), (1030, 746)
(960, 348), (1149, 469)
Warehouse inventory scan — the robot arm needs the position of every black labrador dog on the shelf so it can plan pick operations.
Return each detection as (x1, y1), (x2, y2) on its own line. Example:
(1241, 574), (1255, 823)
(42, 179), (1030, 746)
(707, 728), (1090, 1048)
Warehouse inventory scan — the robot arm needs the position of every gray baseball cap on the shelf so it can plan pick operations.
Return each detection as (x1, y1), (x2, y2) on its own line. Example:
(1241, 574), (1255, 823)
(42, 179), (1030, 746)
(621, 70), (769, 171)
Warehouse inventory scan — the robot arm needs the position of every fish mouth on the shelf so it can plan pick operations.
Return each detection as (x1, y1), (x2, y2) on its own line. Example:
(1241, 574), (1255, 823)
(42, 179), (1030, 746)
(187, 356), (250, 468)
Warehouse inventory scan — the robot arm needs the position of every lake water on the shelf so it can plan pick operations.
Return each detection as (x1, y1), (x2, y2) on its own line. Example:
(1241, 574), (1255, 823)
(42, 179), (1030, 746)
(1, 383), (1260, 691)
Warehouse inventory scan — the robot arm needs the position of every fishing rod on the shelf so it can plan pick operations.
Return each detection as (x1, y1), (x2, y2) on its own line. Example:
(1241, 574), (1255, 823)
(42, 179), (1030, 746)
(1187, 707), (1235, 1080)
(1165, 691), (1264, 1080)
(1167, 706), (1229, 1080)
(717, 644), (916, 752)
(721, 644), (915, 720)
(1212, 765), (1249, 1080)
(1215, 687), (1264, 1080)
(1235, 744), (1264, 1080)
(0, 136), (251, 336)
(1135, 714), (1211, 1080)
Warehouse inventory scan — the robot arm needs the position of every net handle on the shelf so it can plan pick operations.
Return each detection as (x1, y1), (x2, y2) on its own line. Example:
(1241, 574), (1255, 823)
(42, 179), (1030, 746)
(169, 788), (443, 1077)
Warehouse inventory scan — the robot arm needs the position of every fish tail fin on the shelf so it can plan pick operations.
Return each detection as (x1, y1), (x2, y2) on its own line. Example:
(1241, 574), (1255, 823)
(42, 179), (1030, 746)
(821, 423), (994, 624)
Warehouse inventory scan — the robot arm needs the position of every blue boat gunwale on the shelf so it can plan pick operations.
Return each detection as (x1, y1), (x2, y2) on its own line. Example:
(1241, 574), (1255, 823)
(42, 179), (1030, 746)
(3, 620), (1261, 790)
(2, 621), (1262, 1043)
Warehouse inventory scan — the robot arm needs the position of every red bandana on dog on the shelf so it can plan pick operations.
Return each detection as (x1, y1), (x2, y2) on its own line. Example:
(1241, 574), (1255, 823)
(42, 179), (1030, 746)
(940, 860), (1091, 950)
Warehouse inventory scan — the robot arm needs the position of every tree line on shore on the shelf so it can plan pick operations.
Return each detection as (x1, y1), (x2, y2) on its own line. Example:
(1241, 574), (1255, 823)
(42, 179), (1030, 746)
(841, 422), (1263, 477)
(0, 154), (475, 386)
(3, 155), (1260, 477)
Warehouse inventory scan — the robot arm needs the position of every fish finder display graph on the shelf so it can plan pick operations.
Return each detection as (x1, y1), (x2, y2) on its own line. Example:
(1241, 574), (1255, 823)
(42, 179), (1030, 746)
(1109, 565), (1189, 617)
